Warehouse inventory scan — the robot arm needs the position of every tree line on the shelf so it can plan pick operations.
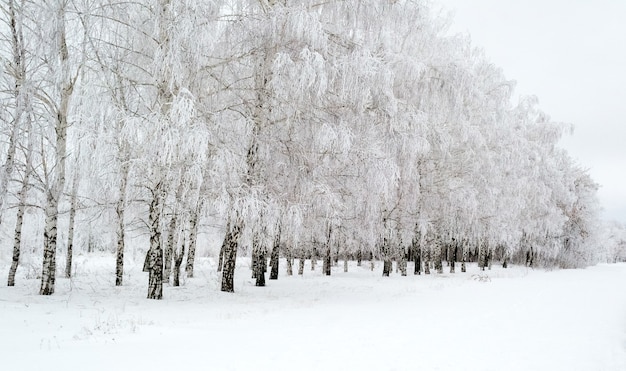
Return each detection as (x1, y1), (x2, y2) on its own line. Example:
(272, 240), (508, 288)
(0, 0), (604, 298)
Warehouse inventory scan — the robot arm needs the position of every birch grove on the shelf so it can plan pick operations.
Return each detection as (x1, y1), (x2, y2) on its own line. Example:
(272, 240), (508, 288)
(0, 0), (611, 297)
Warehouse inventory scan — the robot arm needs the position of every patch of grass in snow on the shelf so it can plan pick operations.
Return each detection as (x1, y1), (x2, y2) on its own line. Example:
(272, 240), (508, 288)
(76, 314), (153, 340)
(471, 273), (492, 282)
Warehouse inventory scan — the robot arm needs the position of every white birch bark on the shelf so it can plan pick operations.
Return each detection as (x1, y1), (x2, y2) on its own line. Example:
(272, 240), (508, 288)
(64, 165), (80, 278)
(7, 120), (34, 287)
(0, 0), (28, 225)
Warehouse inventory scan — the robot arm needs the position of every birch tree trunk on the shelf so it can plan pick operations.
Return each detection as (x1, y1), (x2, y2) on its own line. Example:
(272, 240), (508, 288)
(461, 241), (468, 273)
(252, 231), (267, 287)
(269, 226), (280, 280)
(7, 124), (33, 287)
(172, 204), (187, 287)
(323, 243), (331, 276)
(423, 242), (431, 275)
(164, 177), (187, 283)
(382, 260), (392, 277)
(479, 241), (488, 271)
(0, 0), (26, 225)
(6, 3), (32, 283)
(145, 183), (164, 299)
(322, 226), (332, 276)
(251, 248), (258, 279)
(298, 258), (305, 275)
(526, 246), (534, 267)
(285, 245), (293, 276)
(382, 236), (392, 277)
(40, 193), (61, 295)
(164, 214), (176, 283)
(65, 167), (79, 278)
(172, 236), (185, 287)
(412, 235), (421, 275)
(399, 248), (407, 276)
(449, 243), (456, 274)
(434, 239), (443, 274)
(115, 159), (129, 286)
(221, 217), (242, 293)
(185, 205), (200, 278)
(8, 184), (27, 286)
(40, 1), (73, 295)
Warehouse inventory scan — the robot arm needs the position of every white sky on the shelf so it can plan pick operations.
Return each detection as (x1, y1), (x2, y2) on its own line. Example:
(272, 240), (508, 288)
(435, 0), (626, 223)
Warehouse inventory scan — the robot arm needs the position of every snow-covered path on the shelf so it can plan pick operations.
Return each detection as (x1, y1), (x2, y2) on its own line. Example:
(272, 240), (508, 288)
(1, 259), (625, 371)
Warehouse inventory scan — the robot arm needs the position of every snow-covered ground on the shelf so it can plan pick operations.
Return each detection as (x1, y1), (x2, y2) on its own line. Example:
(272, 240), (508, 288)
(1, 256), (625, 371)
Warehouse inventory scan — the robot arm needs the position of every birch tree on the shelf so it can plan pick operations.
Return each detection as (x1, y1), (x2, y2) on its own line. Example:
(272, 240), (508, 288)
(37, 0), (84, 295)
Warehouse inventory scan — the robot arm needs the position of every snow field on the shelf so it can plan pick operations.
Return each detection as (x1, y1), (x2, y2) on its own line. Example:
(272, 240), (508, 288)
(1, 256), (625, 371)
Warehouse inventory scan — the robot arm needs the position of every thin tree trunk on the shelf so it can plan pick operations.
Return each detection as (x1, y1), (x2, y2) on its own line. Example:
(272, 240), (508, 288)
(449, 243), (456, 274)
(217, 238), (226, 272)
(164, 214), (176, 283)
(434, 240), (443, 274)
(164, 176), (187, 283)
(479, 241), (487, 271)
(65, 167), (79, 279)
(221, 217), (242, 293)
(298, 258), (305, 275)
(526, 246), (534, 268)
(0, 0), (26, 225)
(172, 238), (185, 287)
(285, 245), (293, 276)
(185, 206), (200, 278)
(217, 218), (230, 272)
(357, 250), (362, 267)
(461, 242), (468, 273)
(252, 229), (267, 286)
(255, 250), (266, 287)
(311, 248), (317, 271)
(8, 191), (26, 286)
(399, 248), (407, 276)
(423, 245), (431, 275)
(413, 237), (421, 275)
(172, 206), (190, 287)
(115, 159), (129, 286)
(343, 258), (348, 273)
(8, 175), (29, 286)
(381, 234), (392, 277)
(323, 245), (331, 276)
(7, 106), (33, 287)
(251, 248), (258, 279)
(321, 226), (332, 276)
(269, 226), (280, 280)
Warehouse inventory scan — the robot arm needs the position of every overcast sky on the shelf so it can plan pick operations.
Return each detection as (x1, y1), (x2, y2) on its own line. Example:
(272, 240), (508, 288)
(435, 0), (626, 223)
